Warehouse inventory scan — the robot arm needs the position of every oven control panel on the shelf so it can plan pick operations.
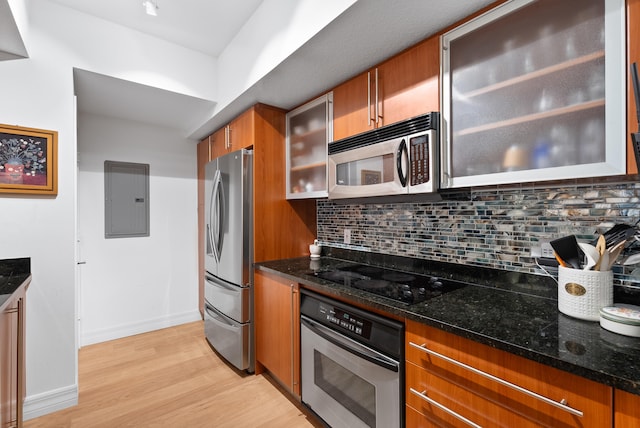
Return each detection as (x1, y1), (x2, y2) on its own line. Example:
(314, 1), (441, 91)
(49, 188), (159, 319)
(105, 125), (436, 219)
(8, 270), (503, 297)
(300, 289), (404, 360)
(319, 303), (372, 339)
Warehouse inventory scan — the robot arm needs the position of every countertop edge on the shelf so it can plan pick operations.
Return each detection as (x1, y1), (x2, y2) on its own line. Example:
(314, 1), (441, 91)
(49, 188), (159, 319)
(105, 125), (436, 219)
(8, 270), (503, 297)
(0, 274), (32, 313)
(255, 260), (640, 396)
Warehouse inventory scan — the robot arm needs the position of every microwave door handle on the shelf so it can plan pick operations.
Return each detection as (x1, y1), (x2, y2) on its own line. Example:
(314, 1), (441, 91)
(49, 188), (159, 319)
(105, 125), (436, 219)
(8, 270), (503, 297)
(397, 138), (408, 187)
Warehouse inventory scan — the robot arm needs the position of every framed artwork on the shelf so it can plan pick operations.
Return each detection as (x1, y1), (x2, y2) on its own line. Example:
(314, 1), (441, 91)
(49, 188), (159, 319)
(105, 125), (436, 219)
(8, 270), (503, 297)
(361, 169), (382, 185)
(0, 124), (58, 195)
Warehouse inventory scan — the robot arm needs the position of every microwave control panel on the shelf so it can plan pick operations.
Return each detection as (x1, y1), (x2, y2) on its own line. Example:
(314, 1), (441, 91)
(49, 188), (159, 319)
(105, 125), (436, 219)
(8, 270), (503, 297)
(409, 134), (430, 185)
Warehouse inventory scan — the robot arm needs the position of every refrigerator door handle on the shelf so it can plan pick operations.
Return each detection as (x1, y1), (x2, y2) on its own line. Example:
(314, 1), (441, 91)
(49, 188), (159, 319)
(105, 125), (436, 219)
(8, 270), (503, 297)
(205, 223), (213, 256)
(217, 171), (226, 259)
(210, 169), (225, 262)
(208, 170), (218, 260)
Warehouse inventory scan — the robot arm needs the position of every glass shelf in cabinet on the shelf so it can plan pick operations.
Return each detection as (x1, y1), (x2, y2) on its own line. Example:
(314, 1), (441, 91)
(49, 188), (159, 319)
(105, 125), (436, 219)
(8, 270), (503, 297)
(454, 98), (604, 138)
(460, 50), (604, 100)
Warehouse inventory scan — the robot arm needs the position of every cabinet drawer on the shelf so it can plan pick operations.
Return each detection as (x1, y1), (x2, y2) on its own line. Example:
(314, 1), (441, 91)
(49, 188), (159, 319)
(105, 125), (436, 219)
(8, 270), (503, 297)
(408, 360), (564, 427)
(406, 320), (612, 428)
(407, 402), (457, 428)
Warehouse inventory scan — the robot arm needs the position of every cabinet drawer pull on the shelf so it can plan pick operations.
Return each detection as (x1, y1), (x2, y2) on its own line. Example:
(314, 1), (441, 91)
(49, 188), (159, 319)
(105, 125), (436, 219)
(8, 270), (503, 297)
(409, 342), (584, 417)
(410, 388), (482, 428)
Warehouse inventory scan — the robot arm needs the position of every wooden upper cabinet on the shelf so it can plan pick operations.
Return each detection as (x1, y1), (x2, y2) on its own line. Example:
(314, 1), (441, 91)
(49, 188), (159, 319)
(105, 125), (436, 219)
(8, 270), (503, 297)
(376, 37), (439, 129)
(209, 127), (226, 160)
(333, 71), (371, 140)
(332, 37), (439, 141)
(228, 108), (255, 152)
(209, 108), (256, 160)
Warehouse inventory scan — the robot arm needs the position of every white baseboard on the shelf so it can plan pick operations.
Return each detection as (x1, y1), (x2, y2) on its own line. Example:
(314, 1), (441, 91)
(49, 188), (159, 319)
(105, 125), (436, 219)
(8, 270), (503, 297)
(80, 310), (202, 347)
(24, 384), (78, 421)
(24, 311), (202, 420)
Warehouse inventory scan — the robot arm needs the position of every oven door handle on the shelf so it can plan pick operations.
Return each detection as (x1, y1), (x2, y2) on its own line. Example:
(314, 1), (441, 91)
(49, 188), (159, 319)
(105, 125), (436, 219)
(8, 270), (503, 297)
(301, 316), (399, 372)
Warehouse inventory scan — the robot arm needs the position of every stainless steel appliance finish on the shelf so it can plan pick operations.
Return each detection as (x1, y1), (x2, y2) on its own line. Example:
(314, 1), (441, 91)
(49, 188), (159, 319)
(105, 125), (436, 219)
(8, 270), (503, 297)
(300, 290), (403, 428)
(204, 149), (254, 372)
(328, 113), (439, 199)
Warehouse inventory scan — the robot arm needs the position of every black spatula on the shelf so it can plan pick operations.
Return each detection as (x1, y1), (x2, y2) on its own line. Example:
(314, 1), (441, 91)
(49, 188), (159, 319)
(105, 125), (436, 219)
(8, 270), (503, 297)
(591, 224), (636, 249)
(550, 235), (583, 269)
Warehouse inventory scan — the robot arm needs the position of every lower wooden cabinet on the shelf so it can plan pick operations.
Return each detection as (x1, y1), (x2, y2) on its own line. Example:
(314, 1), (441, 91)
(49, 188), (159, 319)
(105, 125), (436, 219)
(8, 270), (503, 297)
(405, 319), (612, 428)
(1, 286), (27, 428)
(614, 388), (640, 427)
(254, 270), (300, 397)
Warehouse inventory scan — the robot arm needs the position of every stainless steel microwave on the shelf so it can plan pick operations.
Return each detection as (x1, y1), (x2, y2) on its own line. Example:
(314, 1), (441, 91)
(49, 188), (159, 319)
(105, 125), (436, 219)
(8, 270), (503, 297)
(328, 113), (439, 200)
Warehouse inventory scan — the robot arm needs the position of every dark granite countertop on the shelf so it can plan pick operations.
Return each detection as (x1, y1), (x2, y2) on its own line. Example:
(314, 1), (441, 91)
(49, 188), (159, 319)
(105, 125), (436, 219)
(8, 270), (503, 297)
(0, 258), (31, 310)
(255, 251), (640, 396)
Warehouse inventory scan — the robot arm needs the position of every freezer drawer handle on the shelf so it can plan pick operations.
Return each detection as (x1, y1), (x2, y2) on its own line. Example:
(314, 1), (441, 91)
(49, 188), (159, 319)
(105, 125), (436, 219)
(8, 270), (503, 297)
(204, 274), (239, 293)
(302, 316), (399, 372)
(205, 303), (236, 328)
(410, 388), (481, 428)
(409, 342), (583, 417)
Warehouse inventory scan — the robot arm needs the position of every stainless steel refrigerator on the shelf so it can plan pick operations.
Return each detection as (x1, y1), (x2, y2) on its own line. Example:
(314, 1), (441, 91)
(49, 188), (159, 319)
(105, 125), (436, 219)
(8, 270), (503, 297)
(204, 149), (253, 372)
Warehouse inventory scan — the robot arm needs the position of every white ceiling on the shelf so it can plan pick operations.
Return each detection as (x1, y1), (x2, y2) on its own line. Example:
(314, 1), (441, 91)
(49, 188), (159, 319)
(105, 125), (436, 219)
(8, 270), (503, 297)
(53, 0), (496, 139)
(0, 0), (27, 60)
(50, 0), (264, 57)
(73, 69), (217, 135)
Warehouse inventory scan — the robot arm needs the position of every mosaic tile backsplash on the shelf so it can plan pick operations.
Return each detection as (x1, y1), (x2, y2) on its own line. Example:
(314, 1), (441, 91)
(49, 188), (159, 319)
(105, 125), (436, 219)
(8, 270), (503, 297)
(317, 178), (640, 290)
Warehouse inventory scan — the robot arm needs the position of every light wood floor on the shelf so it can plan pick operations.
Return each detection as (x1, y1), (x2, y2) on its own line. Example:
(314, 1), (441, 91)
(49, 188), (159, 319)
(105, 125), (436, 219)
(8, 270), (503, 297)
(25, 321), (322, 428)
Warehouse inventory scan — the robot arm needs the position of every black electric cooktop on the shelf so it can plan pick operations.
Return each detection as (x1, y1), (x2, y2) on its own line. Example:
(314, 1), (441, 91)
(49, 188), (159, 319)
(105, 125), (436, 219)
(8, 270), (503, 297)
(312, 264), (468, 305)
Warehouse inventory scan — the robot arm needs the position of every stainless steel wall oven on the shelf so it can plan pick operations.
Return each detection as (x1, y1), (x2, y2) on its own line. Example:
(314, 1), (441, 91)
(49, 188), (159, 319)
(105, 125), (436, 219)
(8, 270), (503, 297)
(300, 289), (404, 428)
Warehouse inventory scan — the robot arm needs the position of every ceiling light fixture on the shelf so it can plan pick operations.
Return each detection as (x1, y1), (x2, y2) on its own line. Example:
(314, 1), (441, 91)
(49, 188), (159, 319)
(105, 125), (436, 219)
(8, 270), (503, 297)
(142, 0), (158, 16)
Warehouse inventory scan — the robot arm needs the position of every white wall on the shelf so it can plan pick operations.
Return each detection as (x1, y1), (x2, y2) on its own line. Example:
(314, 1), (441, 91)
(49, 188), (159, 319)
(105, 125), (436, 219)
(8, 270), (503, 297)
(0, 0), (215, 419)
(0, 0), (356, 420)
(216, 0), (356, 111)
(77, 112), (200, 346)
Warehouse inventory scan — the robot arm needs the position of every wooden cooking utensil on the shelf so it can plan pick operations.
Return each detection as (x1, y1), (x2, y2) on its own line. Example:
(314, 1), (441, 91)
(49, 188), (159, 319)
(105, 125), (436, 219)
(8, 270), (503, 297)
(606, 240), (626, 270)
(594, 235), (606, 271)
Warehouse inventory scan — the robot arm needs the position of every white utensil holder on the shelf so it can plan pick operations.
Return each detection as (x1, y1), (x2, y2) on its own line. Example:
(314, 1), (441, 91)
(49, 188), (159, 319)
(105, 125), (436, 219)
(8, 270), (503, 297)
(558, 266), (613, 321)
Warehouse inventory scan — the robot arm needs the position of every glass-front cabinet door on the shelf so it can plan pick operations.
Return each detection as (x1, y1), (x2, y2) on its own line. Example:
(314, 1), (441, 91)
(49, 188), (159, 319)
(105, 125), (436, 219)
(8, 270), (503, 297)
(440, 0), (626, 189)
(286, 93), (333, 199)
